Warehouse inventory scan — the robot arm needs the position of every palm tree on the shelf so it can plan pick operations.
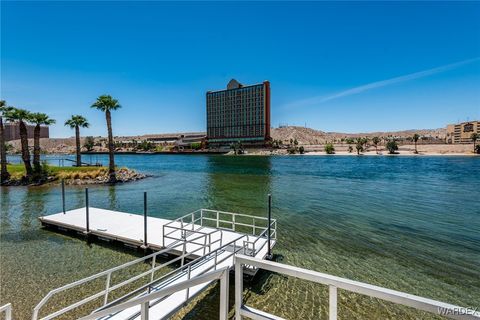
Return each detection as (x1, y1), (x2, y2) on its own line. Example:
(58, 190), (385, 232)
(355, 137), (367, 155)
(4, 108), (33, 177)
(65, 115), (90, 167)
(91, 95), (121, 182)
(413, 133), (420, 154)
(471, 133), (479, 154)
(372, 136), (380, 154)
(29, 112), (56, 173)
(0, 100), (12, 183)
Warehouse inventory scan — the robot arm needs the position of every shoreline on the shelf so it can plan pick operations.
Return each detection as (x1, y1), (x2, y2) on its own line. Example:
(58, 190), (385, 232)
(301, 151), (479, 156)
(81, 150), (228, 155)
(2, 165), (147, 187)
(6, 150), (478, 158)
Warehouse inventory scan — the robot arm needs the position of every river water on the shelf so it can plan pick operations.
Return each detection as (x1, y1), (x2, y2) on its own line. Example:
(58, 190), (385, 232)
(1, 154), (479, 319)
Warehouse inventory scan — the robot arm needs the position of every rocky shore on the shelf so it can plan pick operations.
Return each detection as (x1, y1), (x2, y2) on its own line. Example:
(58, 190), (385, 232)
(2, 165), (147, 187)
(65, 168), (147, 185)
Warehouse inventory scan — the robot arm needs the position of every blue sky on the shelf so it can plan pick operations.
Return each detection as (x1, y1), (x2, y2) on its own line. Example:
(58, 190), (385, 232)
(2, 1), (480, 138)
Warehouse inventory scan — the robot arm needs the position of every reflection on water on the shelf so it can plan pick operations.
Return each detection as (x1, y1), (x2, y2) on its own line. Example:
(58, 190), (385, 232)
(108, 185), (117, 210)
(204, 156), (272, 213)
(1, 155), (479, 319)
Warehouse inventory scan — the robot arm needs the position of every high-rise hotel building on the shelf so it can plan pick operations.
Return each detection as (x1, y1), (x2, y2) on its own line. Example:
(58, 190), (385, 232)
(446, 121), (479, 144)
(206, 79), (271, 145)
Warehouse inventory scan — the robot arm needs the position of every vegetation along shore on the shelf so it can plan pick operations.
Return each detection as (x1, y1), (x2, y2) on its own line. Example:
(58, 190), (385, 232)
(0, 97), (146, 186)
(4, 164), (145, 186)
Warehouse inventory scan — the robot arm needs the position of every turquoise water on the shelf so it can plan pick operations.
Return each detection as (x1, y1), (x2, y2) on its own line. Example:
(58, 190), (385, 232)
(1, 155), (479, 319)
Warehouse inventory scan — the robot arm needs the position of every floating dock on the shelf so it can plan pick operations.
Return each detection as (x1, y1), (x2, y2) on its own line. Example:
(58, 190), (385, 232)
(35, 207), (277, 319)
(39, 207), (275, 261)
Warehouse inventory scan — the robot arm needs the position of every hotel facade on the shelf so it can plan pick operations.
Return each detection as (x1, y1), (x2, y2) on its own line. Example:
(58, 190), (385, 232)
(4, 122), (49, 141)
(206, 79), (271, 146)
(446, 121), (479, 144)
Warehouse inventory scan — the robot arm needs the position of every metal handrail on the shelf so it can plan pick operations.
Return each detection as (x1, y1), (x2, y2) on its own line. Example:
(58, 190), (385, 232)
(243, 219), (277, 256)
(162, 208), (276, 259)
(162, 209), (202, 230)
(96, 233), (249, 316)
(0, 303), (12, 320)
(79, 267), (230, 320)
(165, 208), (276, 236)
(97, 234), (228, 311)
(32, 231), (216, 320)
(235, 255), (480, 320)
(162, 222), (224, 256)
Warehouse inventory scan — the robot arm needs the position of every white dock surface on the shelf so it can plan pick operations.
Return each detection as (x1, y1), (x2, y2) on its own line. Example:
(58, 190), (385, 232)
(40, 208), (273, 255)
(40, 208), (275, 320)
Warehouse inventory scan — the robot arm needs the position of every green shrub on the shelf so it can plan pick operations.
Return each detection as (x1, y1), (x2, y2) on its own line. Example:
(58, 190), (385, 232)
(299, 146), (305, 154)
(324, 143), (335, 154)
(386, 140), (399, 154)
(137, 140), (155, 151)
(190, 142), (201, 150)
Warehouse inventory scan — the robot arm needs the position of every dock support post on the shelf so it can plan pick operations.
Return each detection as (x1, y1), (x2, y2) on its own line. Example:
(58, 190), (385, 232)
(61, 179), (66, 214)
(234, 258), (243, 320)
(219, 269), (229, 320)
(85, 188), (90, 235)
(329, 285), (337, 320)
(140, 301), (149, 320)
(143, 191), (148, 249)
(267, 193), (272, 259)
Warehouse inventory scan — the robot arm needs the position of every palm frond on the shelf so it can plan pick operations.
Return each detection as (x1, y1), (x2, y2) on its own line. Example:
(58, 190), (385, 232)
(91, 94), (121, 111)
(29, 112), (56, 125)
(65, 115), (90, 128)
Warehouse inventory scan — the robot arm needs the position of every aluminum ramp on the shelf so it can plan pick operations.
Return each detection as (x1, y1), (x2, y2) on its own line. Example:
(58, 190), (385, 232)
(99, 250), (233, 319)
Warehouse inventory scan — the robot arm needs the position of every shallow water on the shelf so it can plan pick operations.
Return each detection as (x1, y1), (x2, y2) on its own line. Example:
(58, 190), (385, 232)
(1, 155), (479, 319)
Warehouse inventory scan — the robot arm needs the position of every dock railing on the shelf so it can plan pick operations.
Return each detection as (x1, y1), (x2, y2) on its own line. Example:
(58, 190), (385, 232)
(234, 254), (480, 320)
(32, 233), (217, 320)
(78, 267), (230, 320)
(163, 208), (277, 257)
(162, 209), (224, 256)
(0, 303), (12, 320)
(94, 233), (248, 317)
(32, 224), (257, 320)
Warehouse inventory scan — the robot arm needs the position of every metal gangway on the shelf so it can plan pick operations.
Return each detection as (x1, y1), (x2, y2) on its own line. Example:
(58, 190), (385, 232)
(32, 209), (277, 320)
(31, 253), (480, 320)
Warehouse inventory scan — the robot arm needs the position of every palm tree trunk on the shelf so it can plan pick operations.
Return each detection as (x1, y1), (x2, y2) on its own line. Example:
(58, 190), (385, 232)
(19, 120), (33, 177)
(0, 116), (10, 183)
(33, 124), (41, 173)
(75, 126), (81, 167)
(415, 141), (417, 153)
(106, 110), (116, 182)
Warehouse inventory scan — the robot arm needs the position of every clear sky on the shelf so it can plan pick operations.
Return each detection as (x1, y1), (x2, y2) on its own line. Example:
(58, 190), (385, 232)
(2, 1), (479, 138)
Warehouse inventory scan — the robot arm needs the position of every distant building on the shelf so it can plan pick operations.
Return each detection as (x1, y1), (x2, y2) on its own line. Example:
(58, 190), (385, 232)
(4, 122), (49, 141)
(446, 121), (479, 144)
(146, 133), (206, 146)
(206, 79), (271, 146)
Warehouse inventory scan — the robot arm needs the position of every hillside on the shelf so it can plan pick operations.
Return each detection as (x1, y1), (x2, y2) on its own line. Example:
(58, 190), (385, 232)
(271, 126), (447, 145)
